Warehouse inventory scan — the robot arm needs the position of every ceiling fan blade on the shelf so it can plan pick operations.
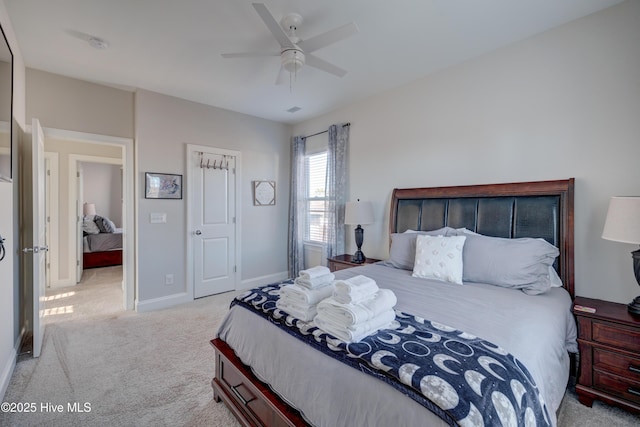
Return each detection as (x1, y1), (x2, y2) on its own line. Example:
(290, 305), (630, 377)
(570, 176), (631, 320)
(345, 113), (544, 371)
(221, 52), (279, 58)
(298, 22), (358, 53)
(275, 66), (287, 85)
(252, 3), (294, 49)
(306, 54), (347, 77)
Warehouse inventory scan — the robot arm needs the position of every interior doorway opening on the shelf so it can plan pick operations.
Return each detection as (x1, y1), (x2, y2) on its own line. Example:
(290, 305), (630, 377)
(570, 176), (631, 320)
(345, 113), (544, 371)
(40, 127), (134, 311)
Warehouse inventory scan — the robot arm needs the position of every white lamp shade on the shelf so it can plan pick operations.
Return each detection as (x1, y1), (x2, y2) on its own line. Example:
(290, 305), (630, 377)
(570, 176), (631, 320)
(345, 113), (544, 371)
(83, 202), (96, 216)
(345, 201), (374, 225)
(602, 196), (640, 244)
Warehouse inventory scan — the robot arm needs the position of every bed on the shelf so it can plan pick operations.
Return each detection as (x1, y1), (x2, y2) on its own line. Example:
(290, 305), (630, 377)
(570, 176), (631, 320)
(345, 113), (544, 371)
(211, 179), (576, 427)
(82, 214), (123, 269)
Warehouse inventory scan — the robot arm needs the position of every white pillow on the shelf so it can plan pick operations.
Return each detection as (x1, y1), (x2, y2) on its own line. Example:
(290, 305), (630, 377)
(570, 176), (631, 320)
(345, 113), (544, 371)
(549, 266), (563, 288)
(412, 235), (466, 285)
(82, 217), (100, 235)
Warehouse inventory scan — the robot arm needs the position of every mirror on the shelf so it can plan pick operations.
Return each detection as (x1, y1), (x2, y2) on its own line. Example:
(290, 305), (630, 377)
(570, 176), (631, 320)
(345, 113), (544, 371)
(0, 23), (12, 182)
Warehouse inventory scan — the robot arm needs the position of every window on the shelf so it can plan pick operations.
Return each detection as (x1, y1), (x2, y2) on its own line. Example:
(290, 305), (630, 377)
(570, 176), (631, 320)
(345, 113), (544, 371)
(305, 151), (327, 243)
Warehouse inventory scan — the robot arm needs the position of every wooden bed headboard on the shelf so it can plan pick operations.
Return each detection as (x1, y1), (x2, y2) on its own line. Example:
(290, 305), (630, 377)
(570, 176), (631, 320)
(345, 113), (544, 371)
(389, 179), (575, 297)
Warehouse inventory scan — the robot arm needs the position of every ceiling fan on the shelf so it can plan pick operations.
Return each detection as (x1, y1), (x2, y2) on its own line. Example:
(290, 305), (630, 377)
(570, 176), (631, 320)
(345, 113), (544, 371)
(222, 3), (358, 84)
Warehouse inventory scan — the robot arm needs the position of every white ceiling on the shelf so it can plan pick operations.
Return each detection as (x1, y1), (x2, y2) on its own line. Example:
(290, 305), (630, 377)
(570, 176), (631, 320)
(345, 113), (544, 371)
(5, 0), (623, 124)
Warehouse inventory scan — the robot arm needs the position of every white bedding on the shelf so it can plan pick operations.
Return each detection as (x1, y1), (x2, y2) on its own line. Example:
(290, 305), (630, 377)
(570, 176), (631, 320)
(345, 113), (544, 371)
(216, 262), (577, 427)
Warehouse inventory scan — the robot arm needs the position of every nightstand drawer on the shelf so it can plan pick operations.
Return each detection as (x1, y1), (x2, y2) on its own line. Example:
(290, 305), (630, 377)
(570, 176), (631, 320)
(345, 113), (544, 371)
(594, 370), (640, 405)
(593, 321), (640, 354)
(594, 348), (640, 382)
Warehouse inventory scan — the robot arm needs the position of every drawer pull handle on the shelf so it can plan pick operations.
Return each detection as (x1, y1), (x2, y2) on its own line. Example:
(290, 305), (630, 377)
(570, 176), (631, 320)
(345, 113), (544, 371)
(231, 384), (256, 405)
(629, 388), (640, 397)
(629, 365), (640, 374)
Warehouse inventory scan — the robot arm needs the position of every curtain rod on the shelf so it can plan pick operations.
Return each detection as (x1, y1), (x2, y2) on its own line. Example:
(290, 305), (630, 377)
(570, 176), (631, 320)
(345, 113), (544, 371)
(305, 122), (350, 139)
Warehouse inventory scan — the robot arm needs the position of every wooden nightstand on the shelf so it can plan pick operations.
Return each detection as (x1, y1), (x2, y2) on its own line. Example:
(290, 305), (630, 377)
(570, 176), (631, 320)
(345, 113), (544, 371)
(573, 296), (640, 414)
(327, 254), (381, 272)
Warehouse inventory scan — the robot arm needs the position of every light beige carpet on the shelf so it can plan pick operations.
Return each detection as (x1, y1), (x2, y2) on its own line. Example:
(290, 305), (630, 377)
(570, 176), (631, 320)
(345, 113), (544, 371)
(1, 266), (239, 427)
(1, 267), (638, 426)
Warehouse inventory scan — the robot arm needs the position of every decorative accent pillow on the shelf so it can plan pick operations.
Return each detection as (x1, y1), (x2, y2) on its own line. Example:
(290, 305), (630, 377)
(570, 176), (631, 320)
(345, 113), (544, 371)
(386, 227), (454, 270)
(82, 216), (100, 235)
(449, 230), (560, 295)
(412, 235), (466, 285)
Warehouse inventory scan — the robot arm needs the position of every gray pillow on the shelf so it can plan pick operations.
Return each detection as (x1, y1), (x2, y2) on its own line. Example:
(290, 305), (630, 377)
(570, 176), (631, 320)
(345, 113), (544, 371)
(95, 215), (116, 233)
(385, 227), (454, 270)
(452, 230), (559, 295)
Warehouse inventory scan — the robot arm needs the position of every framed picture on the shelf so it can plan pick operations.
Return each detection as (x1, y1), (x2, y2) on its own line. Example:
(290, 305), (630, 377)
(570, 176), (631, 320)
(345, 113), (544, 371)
(253, 180), (276, 206)
(145, 172), (182, 199)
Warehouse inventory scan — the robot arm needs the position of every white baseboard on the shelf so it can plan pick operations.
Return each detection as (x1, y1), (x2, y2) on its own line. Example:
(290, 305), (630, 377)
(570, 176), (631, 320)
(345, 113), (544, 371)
(0, 349), (16, 401)
(49, 278), (76, 288)
(240, 271), (289, 291)
(135, 272), (289, 312)
(0, 328), (24, 400)
(135, 292), (192, 313)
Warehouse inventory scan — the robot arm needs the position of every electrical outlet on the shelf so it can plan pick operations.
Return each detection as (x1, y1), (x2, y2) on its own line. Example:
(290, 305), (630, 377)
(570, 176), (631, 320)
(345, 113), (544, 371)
(165, 274), (174, 286)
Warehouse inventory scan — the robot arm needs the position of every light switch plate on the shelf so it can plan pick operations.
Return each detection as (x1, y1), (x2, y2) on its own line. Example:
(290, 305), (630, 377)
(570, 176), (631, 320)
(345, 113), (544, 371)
(150, 213), (166, 224)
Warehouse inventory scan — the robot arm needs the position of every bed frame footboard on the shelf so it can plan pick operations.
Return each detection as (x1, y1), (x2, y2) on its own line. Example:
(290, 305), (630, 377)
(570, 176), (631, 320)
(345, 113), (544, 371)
(210, 338), (310, 427)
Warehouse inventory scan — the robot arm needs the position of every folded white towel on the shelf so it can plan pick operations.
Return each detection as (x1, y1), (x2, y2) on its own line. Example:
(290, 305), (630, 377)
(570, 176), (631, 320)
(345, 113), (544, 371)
(333, 275), (379, 304)
(294, 273), (335, 289)
(299, 266), (332, 280)
(317, 289), (397, 326)
(276, 298), (317, 322)
(281, 283), (335, 306)
(315, 310), (396, 343)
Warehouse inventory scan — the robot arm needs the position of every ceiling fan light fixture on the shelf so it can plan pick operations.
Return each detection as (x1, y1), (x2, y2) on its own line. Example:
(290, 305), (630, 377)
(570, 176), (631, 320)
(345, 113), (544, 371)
(281, 48), (304, 73)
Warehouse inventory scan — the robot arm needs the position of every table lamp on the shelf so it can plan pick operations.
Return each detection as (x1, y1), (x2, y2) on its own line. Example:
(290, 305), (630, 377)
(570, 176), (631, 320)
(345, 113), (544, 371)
(602, 196), (640, 316)
(344, 200), (374, 263)
(83, 203), (96, 216)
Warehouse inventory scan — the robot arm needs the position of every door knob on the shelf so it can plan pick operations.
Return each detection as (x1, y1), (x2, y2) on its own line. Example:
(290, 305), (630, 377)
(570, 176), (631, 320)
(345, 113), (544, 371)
(195, 230), (202, 235)
(23, 245), (49, 253)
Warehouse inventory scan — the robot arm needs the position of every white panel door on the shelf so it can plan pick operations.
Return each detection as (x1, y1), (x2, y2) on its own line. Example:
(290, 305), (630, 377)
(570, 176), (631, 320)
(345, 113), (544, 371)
(30, 118), (47, 358)
(193, 152), (236, 298)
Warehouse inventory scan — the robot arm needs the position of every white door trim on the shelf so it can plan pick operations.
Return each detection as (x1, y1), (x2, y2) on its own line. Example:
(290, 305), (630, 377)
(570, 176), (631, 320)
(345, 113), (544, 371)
(186, 144), (242, 299)
(69, 154), (122, 284)
(44, 152), (59, 287)
(27, 125), (135, 311)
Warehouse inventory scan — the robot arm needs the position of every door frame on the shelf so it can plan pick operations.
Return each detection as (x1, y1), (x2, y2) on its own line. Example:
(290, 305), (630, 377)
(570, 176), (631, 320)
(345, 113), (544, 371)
(31, 126), (135, 310)
(186, 144), (242, 299)
(44, 152), (59, 288)
(69, 154), (123, 284)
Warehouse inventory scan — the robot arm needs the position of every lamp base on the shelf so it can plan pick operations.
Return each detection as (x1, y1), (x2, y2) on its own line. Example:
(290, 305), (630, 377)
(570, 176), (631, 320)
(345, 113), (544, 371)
(630, 249), (640, 316)
(628, 296), (640, 317)
(351, 250), (366, 264)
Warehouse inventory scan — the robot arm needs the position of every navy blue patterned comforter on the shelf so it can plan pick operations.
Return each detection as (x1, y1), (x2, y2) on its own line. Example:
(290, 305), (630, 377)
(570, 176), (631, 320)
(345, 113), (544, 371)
(232, 282), (552, 427)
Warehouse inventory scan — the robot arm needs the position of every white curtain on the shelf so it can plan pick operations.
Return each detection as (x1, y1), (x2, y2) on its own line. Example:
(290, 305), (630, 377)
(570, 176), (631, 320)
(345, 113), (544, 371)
(323, 124), (349, 260)
(288, 135), (307, 278)
(288, 124), (348, 278)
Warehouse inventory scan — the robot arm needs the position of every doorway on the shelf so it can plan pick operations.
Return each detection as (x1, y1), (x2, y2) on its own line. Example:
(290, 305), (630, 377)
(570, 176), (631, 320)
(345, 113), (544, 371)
(42, 127), (134, 310)
(71, 155), (123, 284)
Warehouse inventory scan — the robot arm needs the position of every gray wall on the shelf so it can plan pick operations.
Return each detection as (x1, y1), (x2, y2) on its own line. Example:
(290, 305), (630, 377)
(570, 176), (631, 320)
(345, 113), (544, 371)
(81, 162), (122, 227)
(26, 69), (134, 138)
(293, 0), (640, 305)
(22, 73), (293, 307)
(135, 89), (291, 303)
